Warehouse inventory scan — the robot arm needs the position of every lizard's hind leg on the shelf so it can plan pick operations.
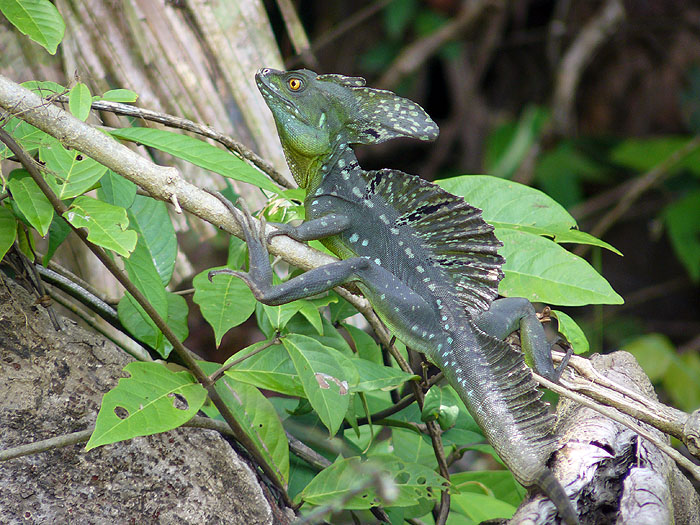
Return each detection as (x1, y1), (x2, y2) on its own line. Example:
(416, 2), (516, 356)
(473, 297), (572, 382)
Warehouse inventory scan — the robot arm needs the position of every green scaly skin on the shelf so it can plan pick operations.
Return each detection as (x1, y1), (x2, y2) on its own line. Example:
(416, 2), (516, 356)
(214, 68), (578, 524)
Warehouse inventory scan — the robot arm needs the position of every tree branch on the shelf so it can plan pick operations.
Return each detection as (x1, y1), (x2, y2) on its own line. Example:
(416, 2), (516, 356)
(551, 0), (626, 134)
(377, 0), (491, 89)
(54, 95), (293, 190)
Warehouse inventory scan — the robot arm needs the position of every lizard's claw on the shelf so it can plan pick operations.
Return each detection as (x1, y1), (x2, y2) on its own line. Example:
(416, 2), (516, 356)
(266, 223), (295, 245)
(205, 191), (274, 301)
(550, 337), (574, 382)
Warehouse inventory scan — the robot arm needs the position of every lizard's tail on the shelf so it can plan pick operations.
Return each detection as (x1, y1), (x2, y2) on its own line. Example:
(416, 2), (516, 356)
(532, 468), (579, 525)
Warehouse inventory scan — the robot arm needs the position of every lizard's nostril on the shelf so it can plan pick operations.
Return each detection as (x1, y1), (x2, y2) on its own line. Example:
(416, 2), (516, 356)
(261, 68), (270, 75)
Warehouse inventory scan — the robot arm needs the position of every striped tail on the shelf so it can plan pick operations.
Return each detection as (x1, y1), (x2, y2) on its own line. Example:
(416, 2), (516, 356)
(436, 323), (578, 524)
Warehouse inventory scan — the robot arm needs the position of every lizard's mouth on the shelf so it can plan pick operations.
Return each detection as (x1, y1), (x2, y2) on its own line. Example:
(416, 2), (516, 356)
(255, 69), (311, 126)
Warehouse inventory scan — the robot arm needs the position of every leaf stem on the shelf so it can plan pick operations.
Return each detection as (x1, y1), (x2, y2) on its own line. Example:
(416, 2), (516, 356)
(208, 336), (281, 383)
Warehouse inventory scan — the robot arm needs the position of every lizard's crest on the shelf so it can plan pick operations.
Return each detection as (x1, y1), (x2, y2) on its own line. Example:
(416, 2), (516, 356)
(256, 68), (438, 186)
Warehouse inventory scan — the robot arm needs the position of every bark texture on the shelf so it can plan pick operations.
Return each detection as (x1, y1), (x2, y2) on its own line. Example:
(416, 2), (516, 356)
(510, 352), (700, 524)
(0, 274), (291, 524)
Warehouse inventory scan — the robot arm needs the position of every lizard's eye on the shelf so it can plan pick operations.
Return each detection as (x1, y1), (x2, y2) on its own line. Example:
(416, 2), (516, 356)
(288, 78), (303, 91)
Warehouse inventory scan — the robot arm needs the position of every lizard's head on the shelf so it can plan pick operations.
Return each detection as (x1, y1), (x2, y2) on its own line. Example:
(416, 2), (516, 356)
(256, 68), (439, 187)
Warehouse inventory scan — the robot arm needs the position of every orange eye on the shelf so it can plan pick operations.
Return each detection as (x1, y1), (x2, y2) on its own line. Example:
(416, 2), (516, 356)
(288, 78), (302, 91)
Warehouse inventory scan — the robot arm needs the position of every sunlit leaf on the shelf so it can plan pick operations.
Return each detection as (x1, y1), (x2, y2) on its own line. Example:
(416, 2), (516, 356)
(7, 171), (53, 236)
(0, 207), (18, 261)
(301, 455), (447, 509)
(193, 268), (256, 346)
(283, 334), (358, 435)
(63, 196), (137, 256)
(110, 127), (281, 193)
(0, 0), (65, 54)
(69, 82), (91, 121)
(86, 362), (206, 450)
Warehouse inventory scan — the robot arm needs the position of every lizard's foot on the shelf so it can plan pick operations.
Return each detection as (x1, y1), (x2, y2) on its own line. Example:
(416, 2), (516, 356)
(207, 195), (275, 301)
(266, 222), (297, 245)
(551, 338), (574, 382)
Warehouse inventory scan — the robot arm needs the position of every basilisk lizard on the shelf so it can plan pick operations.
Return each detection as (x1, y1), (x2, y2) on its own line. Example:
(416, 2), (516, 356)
(212, 68), (578, 524)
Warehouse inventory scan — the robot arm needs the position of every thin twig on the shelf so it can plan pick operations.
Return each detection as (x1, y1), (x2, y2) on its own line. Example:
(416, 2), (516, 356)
(208, 337), (281, 383)
(535, 372), (700, 483)
(378, 0), (490, 89)
(45, 285), (152, 362)
(353, 372), (444, 428)
(576, 135), (700, 256)
(551, 0), (625, 134)
(54, 95), (293, 190)
(275, 0), (319, 69)
(287, 0), (393, 68)
(14, 242), (62, 330)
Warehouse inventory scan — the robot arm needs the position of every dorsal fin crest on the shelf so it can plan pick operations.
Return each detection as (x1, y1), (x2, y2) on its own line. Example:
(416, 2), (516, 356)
(361, 169), (504, 317)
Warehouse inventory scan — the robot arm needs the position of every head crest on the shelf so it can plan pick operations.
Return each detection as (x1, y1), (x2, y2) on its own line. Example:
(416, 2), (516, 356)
(317, 75), (439, 145)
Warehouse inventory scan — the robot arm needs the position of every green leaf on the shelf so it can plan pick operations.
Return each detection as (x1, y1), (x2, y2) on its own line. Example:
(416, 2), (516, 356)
(550, 310), (589, 354)
(486, 106), (549, 179)
(98, 170), (137, 209)
(116, 291), (186, 359)
(283, 334), (358, 435)
(439, 175), (621, 254)
(344, 323), (383, 364)
(351, 358), (417, 393)
(663, 352), (700, 412)
(286, 315), (354, 355)
(450, 491), (518, 522)
(63, 196), (137, 256)
(497, 229), (623, 305)
(611, 136), (700, 176)
(0, 0), (65, 54)
(663, 190), (700, 282)
(199, 361), (290, 486)
(160, 292), (189, 358)
(421, 386), (460, 430)
(451, 470), (525, 507)
(384, 0), (418, 38)
(100, 89), (138, 103)
(39, 138), (108, 199)
(391, 428), (437, 467)
(43, 214), (71, 265)
(0, 207), (18, 261)
(193, 268), (256, 347)
(0, 117), (46, 159)
(69, 82), (92, 121)
(622, 333), (674, 382)
(534, 141), (606, 208)
(20, 80), (65, 96)
(298, 300), (324, 335)
(122, 238), (168, 319)
(128, 195), (177, 285)
(109, 127), (281, 193)
(85, 362), (206, 450)
(7, 171), (53, 236)
(301, 455), (447, 509)
(224, 342), (304, 397)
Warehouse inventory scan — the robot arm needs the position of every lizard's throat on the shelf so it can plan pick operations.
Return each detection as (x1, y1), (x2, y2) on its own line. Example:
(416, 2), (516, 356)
(282, 142), (356, 194)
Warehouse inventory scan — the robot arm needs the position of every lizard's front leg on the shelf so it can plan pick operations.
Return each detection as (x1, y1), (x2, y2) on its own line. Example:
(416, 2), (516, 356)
(473, 297), (572, 381)
(209, 203), (368, 306)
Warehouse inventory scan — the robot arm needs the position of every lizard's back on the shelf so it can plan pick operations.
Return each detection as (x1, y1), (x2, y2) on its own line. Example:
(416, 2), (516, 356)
(317, 163), (559, 485)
